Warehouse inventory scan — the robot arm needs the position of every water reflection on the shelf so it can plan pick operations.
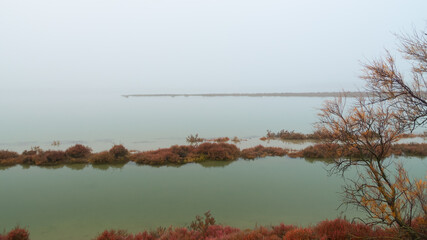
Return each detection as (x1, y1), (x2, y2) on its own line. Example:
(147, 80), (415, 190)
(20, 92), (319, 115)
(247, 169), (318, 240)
(91, 163), (126, 171)
(0, 157), (338, 171)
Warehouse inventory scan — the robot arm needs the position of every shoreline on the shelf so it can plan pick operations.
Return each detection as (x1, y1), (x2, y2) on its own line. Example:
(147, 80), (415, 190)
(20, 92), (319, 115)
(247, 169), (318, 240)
(1, 141), (425, 168)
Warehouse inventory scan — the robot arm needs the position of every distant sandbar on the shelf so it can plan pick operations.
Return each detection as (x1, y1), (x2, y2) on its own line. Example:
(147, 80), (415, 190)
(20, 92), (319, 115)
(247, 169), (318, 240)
(122, 92), (367, 98)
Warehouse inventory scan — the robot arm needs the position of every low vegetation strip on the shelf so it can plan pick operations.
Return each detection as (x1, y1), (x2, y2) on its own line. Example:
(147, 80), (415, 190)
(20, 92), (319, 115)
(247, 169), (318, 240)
(0, 142), (425, 167)
(260, 129), (426, 141)
(1, 212), (425, 240)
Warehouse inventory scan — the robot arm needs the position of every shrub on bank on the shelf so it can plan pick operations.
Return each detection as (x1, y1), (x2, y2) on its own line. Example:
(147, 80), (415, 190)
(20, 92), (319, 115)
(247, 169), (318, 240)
(89, 151), (114, 164)
(0, 227), (30, 240)
(392, 143), (427, 157)
(94, 216), (413, 240)
(23, 150), (68, 166)
(109, 145), (129, 158)
(66, 144), (92, 158)
(0, 150), (19, 160)
(240, 145), (287, 159)
(0, 150), (20, 166)
(131, 147), (184, 165)
(289, 143), (340, 159)
(195, 143), (240, 161)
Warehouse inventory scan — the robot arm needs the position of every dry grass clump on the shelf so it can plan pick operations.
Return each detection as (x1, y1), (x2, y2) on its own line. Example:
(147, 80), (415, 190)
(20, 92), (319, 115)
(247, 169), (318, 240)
(240, 145), (288, 160)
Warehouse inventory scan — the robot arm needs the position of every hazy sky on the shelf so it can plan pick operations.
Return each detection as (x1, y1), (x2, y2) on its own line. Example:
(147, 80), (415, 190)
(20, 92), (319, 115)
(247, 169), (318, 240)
(1, 0), (426, 95)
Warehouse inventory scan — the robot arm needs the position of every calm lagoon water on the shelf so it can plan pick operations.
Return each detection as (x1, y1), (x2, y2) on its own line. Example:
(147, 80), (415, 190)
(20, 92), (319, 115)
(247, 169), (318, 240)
(0, 94), (425, 240)
(0, 93), (324, 152)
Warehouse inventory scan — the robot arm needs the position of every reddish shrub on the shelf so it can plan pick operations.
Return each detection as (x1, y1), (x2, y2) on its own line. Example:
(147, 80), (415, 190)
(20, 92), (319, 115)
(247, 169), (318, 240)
(35, 150), (67, 165)
(109, 145), (129, 158)
(196, 143), (240, 161)
(412, 216), (427, 238)
(0, 158), (22, 166)
(96, 230), (134, 240)
(131, 145), (196, 165)
(0, 150), (19, 160)
(271, 223), (296, 238)
(284, 228), (316, 240)
(89, 151), (114, 164)
(392, 143), (427, 157)
(205, 225), (239, 239)
(65, 144), (92, 158)
(158, 227), (199, 240)
(20, 150), (37, 164)
(231, 227), (280, 240)
(293, 143), (341, 159)
(6, 227), (30, 240)
(314, 218), (376, 240)
(240, 145), (287, 159)
(132, 148), (182, 165)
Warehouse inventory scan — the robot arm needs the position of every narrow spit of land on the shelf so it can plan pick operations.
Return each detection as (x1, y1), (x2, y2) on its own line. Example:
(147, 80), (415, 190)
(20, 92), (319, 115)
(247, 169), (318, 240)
(122, 92), (368, 98)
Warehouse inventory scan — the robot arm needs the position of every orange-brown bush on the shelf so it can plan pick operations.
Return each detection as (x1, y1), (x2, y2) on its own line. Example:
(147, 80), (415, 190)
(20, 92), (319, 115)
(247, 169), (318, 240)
(34, 150), (67, 165)
(93, 216), (408, 240)
(392, 143), (427, 157)
(314, 218), (376, 240)
(240, 145), (287, 160)
(131, 145), (196, 165)
(0, 150), (21, 166)
(131, 143), (242, 165)
(0, 150), (19, 160)
(195, 143), (240, 161)
(89, 151), (115, 164)
(291, 143), (341, 159)
(289, 143), (365, 159)
(0, 227), (30, 240)
(66, 144), (92, 158)
(109, 145), (129, 158)
(284, 228), (316, 240)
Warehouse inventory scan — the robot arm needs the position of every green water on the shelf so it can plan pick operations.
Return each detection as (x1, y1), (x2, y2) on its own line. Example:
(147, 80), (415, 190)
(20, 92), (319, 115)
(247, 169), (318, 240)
(0, 158), (338, 239)
(1, 156), (425, 240)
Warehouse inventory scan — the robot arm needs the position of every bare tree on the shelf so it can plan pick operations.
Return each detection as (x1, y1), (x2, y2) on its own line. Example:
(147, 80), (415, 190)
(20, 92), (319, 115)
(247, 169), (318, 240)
(317, 30), (427, 240)
(362, 30), (427, 131)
